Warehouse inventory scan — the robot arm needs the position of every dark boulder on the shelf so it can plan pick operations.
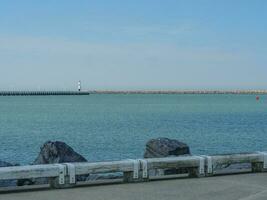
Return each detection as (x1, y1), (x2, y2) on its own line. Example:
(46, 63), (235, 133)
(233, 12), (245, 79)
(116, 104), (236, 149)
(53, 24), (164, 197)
(33, 141), (87, 164)
(0, 160), (15, 167)
(144, 137), (190, 158)
(19, 141), (87, 186)
(144, 137), (190, 176)
(0, 161), (18, 187)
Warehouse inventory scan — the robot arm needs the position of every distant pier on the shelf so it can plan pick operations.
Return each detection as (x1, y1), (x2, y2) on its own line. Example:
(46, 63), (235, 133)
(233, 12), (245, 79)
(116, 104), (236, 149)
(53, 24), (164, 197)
(89, 90), (267, 95)
(0, 91), (90, 96)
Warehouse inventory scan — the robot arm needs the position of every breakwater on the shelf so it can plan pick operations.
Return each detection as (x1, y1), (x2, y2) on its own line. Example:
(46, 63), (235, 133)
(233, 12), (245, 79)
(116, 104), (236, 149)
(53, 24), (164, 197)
(0, 91), (89, 96)
(89, 90), (267, 94)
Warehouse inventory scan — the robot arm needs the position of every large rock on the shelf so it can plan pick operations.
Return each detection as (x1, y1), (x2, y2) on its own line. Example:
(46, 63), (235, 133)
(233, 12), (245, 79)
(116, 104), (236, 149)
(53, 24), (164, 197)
(0, 161), (18, 187)
(144, 137), (190, 176)
(33, 141), (87, 164)
(0, 160), (15, 167)
(144, 137), (190, 158)
(19, 141), (87, 186)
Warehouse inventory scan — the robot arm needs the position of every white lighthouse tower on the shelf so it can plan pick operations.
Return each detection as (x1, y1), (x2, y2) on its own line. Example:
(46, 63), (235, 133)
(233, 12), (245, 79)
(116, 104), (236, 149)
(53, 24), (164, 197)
(78, 80), (81, 92)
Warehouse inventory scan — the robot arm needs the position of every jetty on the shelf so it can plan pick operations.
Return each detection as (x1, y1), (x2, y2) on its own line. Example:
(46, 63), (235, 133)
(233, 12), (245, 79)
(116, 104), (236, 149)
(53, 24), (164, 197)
(1, 151), (267, 199)
(0, 91), (89, 96)
(89, 90), (267, 94)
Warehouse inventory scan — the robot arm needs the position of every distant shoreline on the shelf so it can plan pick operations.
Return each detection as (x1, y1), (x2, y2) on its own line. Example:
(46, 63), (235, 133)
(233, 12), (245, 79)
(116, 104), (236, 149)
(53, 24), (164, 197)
(89, 90), (267, 94)
(1, 90), (266, 95)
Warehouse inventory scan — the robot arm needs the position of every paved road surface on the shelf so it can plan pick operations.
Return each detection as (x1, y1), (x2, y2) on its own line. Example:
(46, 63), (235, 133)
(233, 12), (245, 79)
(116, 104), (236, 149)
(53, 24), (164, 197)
(1, 173), (267, 200)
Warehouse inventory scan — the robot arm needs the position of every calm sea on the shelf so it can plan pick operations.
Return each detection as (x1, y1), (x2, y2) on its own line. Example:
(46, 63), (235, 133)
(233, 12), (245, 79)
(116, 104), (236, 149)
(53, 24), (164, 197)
(0, 94), (266, 165)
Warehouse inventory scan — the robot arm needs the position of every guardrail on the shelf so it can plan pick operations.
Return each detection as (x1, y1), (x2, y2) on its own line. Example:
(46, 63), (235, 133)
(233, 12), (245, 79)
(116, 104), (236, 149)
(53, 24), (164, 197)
(1, 152), (267, 190)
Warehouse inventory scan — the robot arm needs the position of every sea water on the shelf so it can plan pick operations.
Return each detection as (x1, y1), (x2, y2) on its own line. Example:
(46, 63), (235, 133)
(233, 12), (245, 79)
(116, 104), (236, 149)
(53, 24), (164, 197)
(0, 94), (267, 165)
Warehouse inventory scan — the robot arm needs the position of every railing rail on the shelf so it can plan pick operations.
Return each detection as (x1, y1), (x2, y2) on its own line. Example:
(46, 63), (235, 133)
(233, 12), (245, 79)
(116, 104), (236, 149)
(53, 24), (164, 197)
(1, 152), (267, 190)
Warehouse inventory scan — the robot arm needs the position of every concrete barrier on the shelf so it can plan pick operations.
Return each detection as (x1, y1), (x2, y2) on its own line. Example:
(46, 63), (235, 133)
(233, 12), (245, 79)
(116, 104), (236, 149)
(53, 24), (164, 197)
(0, 152), (267, 190)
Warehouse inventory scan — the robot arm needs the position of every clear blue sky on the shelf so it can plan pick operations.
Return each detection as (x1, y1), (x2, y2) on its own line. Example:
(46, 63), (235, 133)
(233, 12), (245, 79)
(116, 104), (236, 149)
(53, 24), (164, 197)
(0, 0), (266, 90)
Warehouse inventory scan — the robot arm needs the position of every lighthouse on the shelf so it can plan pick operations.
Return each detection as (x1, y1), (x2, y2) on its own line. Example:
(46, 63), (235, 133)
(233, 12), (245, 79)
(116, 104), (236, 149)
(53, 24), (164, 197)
(78, 80), (81, 92)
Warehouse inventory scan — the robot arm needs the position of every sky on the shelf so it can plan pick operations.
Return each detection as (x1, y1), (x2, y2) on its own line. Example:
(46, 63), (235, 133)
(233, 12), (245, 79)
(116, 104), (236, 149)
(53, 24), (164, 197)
(0, 0), (266, 90)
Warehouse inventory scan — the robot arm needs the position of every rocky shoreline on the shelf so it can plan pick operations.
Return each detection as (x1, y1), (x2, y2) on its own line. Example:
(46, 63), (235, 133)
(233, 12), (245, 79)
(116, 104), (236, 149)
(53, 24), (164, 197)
(0, 138), (251, 187)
